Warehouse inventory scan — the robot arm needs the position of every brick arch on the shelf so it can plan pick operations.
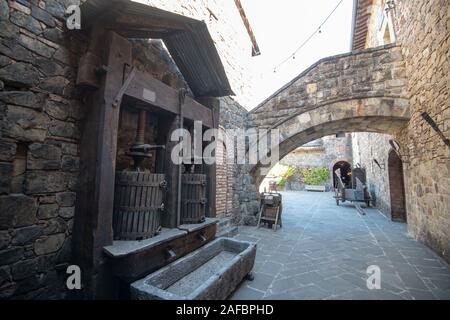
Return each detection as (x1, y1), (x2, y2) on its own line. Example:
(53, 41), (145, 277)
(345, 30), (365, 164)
(250, 97), (410, 186)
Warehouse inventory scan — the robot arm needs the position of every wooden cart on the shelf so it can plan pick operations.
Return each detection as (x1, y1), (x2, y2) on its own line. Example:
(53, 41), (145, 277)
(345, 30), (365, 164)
(334, 169), (371, 208)
(257, 192), (283, 231)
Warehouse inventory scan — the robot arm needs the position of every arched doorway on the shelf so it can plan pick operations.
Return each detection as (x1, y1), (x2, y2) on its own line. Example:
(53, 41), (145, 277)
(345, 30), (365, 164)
(388, 150), (407, 222)
(332, 161), (352, 188)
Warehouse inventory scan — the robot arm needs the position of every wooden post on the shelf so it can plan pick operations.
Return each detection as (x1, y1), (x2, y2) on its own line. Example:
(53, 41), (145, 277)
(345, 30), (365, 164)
(156, 115), (179, 228)
(197, 97), (220, 218)
(72, 30), (132, 299)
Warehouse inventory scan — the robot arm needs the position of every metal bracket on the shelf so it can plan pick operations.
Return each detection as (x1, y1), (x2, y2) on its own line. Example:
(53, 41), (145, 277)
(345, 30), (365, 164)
(112, 67), (136, 108)
(178, 87), (187, 106)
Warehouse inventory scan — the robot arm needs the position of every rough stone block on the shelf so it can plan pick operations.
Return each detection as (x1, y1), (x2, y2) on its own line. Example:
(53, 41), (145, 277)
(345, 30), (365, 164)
(44, 100), (69, 120)
(0, 91), (45, 110)
(0, 62), (40, 88)
(25, 171), (68, 194)
(0, 37), (33, 63)
(27, 143), (62, 170)
(18, 34), (55, 59)
(37, 204), (59, 220)
(0, 231), (11, 250)
(0, 194), (37, 229)
(0, 265), (11, 286)
(31, 5), (55, 27)
(34, 233), (65, 255)
(61, 155), (79, 172)
(10, 10), (43, 34)
(43, 218), (67, 235)
(0, 162), (13, 194)
(49, 120), (79, 139)
(11, 259), (38, 281)
(0, 247), (24, 266)
(12, 226), (43, 246)
(39, 76), (69, 96)
(56, 192), (76, 207)
(58, 207), (74, 219)
(0, 0), (8, 20)
(4, 105), (49, 142)
(61, 142), (78, 156)
(0, 142), (16, 162)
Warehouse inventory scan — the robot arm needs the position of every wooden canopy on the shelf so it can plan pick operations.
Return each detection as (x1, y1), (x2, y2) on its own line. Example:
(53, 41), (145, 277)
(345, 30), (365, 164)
(80, 0), (234, 97)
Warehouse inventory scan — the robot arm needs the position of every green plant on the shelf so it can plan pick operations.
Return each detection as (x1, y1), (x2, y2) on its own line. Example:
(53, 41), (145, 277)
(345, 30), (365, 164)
(300, 167), (330, 185)
(277, 177), (287, 187)
(276, 165), (296, 188)
(282, 166), (296, 179)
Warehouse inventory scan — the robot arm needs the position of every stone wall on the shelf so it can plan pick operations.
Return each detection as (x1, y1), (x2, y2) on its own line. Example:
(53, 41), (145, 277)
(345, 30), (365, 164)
(278, 134), (353, 191)
(353, 0), (449, 261)
(247, 44), (407, 130)
(393, 0), (449, 261)
(0, 0), (85, 299)
(352, 132), (394, 216)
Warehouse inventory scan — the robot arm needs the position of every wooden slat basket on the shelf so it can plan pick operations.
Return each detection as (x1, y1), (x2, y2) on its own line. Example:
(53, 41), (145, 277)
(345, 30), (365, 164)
(113, 171), (166, 240)
(181, 174), (207, 224)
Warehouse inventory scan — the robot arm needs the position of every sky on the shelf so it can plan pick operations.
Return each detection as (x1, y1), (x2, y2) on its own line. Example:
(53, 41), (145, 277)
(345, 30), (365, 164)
(241, 0), (355, 109)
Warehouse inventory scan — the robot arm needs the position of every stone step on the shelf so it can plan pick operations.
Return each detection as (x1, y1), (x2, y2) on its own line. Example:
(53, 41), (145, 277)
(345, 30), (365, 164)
(216, 226), (238, 239)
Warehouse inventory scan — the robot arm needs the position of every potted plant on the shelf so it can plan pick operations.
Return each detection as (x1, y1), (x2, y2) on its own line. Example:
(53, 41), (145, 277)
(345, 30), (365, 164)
(300, 167), (329, 192)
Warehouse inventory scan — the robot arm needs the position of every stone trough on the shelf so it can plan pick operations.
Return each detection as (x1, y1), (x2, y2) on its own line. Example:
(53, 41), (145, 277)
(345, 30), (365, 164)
(130, 237), (256, 300)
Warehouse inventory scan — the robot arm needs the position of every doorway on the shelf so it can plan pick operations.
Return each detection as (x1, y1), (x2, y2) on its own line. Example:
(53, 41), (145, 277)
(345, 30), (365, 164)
(332, 161), (352, 188)
(388, 150), (407, 222)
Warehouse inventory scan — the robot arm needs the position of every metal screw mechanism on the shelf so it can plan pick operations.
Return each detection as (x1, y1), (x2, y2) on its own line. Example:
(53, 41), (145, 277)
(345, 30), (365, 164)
(127, 109), (166, 170)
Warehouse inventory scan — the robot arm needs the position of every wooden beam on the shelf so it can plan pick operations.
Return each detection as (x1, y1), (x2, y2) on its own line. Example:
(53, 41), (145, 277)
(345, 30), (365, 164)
(124, 70), (214, 127)
(73, 30), (132, 299)
(114, 13), (187, 32)
(156, 116), (179, 229)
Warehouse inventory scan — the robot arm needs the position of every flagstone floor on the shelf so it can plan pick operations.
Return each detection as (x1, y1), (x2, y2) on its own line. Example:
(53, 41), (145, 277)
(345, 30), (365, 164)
(230, 191), (450, 300)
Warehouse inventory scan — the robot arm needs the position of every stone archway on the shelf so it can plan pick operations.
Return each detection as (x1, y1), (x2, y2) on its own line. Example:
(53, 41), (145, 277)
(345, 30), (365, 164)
(332, 160), (352, 188)
(250, 97), (410, 186)
(388, 149), (407, 222)
(246, 44), (409, 187)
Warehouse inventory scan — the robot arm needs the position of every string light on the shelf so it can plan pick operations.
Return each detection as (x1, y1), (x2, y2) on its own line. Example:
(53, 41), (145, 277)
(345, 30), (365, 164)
(272, 0), (344, 74)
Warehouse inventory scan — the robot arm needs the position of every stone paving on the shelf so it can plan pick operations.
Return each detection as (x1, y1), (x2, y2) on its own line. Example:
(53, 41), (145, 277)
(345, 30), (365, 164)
(230, 191), (450, 300)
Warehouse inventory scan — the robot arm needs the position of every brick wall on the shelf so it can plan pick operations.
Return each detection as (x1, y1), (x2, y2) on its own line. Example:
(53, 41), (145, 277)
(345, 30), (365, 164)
(217, 97), (258, 224)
